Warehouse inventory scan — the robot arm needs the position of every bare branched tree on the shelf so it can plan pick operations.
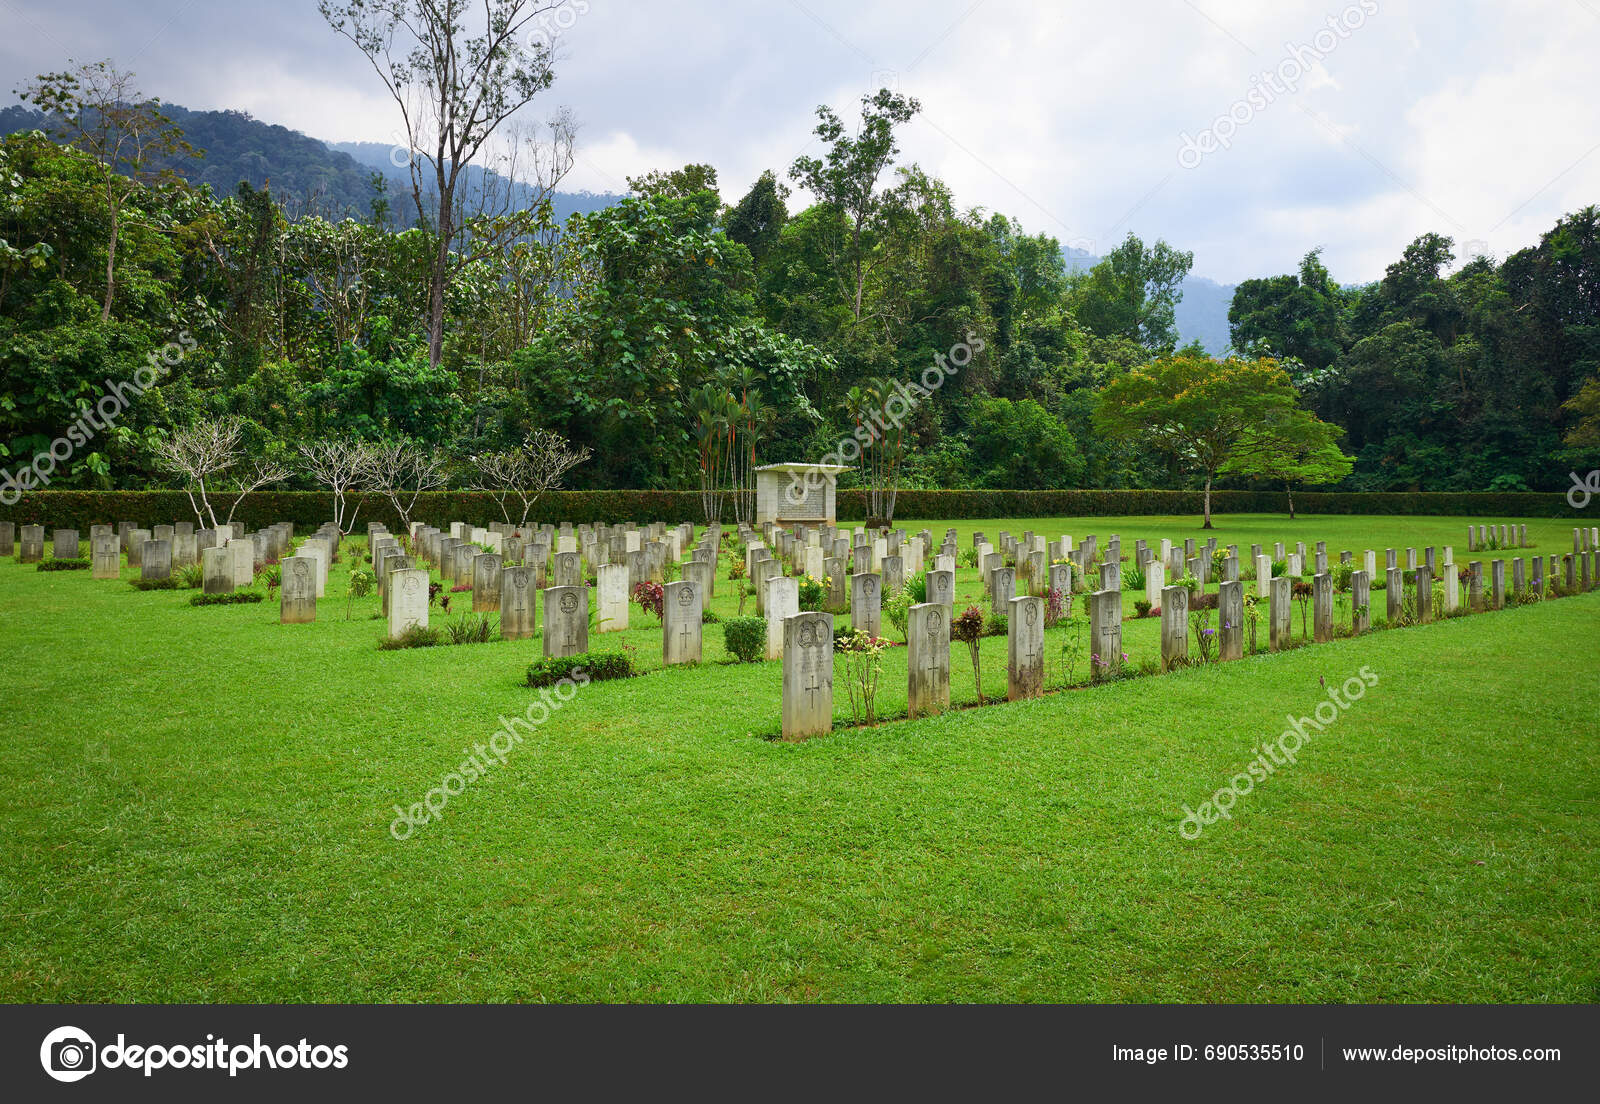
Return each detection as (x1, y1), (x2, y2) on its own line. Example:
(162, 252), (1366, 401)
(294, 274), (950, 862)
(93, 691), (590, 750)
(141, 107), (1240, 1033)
(320, 0), (562, 367)
(19, 60), (196, 321)
(368, 440), (450, 530)
(153, 417), (290, 528)
(470, 429), (590, 528)
(299, 437), (378, 533)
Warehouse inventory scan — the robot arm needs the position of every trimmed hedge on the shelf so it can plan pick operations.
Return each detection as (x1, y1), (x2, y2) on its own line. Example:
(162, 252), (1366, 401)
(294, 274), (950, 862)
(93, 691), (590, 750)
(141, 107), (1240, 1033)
(0, 487), (1586, 530)
(526, 651), (634, 687)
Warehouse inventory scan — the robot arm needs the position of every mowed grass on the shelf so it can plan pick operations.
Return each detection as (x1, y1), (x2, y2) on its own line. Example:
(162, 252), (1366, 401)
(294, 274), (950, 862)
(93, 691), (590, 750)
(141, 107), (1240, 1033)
(0, 512), (1597, 1003)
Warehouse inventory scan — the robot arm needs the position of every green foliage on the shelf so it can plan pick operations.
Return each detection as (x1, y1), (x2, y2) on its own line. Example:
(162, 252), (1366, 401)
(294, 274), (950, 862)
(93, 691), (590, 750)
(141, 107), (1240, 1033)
(443, 613), (499, 645)
(37, 558), (89, 570)
(721, 616), (766, 663)
(885, 588), (913, 641)
(189, 590), (263, 605)
(128, 577), (179, 590)
(379, 624), (442, 649)
(526, 651), (634, 687)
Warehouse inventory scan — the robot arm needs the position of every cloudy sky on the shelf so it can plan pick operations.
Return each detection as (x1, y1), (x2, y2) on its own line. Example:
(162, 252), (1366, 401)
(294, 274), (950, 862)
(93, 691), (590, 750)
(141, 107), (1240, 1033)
(3, 0), (1597, 284)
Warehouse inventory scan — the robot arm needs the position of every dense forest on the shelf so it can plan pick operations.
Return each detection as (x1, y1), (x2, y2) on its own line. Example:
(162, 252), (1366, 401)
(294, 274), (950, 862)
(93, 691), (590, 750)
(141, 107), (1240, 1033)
(3, 61), (1598, 508)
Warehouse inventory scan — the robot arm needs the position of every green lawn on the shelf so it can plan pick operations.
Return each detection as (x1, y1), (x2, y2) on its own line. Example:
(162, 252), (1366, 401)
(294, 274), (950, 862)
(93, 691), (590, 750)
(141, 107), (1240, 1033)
(1, 513), (1596, 1002)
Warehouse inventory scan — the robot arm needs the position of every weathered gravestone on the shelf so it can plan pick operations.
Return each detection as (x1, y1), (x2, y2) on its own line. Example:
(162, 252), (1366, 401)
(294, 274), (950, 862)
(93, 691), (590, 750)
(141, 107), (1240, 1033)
(1386, 567), (1403, 624)
(578, 562), (620, 636)
(542, 586), (589, 659)
(881, 554), (904, 596)
(926, 568), (955, 616)
(850, 572), (881, 639)
(663, 579), (702, 665)
(1269, 576), (1291, 650)
(227, 538), (254, 588)
(683, 559), (714, 607)
(1218, 579), (1243, 660)
(552, 550), (581, 589)
(1145, 561), (1166, 611)
(53, 529), (79, 560)
(280, 556), (318, 623)
(500, 567), (537, 640)
(781, 612), (834, 741)
(472, 553), (503, 612)
(141, 539), (172, 581)
(125, 529), (150, 567)
(388, 568), (429, 637)
(1160, 585), (1189, 671)
(765, 575), (801, 660)
(1352, 569), (1372, 632)
(91, 535), (120, 579)
(0, 521), (12, 556)
(989, 566), (1016, 612)
(1088, 589), (1121, 680)
(201, 546), (232, 594)
(907, 603), (950, 719)
(1313, 572), (1333, 640)
(1005, 595), (1044, 700)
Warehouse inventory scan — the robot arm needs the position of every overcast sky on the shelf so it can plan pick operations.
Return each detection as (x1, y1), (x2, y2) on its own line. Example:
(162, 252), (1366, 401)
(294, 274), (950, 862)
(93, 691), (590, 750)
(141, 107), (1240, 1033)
(3, 0), (1597, 284)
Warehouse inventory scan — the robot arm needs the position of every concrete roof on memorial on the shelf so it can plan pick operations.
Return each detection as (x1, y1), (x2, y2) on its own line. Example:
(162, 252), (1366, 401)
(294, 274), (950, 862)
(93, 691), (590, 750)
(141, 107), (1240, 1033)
(753, 463), (853, 474)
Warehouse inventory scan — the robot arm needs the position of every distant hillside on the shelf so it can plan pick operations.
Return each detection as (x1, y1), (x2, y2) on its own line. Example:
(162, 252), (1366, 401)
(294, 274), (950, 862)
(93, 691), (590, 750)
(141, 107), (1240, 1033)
(0, 102), (624, 224)
(0, 103), (379, 214)
(332, 141), (621, 224)
(1, 102), (1234, 348)
(1065, 249), (1235, 356)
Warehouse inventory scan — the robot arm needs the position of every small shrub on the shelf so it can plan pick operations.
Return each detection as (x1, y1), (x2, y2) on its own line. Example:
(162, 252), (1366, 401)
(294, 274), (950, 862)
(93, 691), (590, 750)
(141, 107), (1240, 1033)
(1125, 564), (1146, 591)
(177, 563), (204, 589)
(632, 580), (665, 620)
(834, 629), (886, 725)
(797, 574), (827, 611)
(952, 605), (986, 704)
(906, 571), (928, 603)
(189, 591), (264, 606)
(129, 577), (180, 590)
(701, 608), (721, 624)
(444, 612), (498, 644)
(379, 624), (443, 649)
(722, 616), (767, 663)
(983, 612), (1008, 637)
(1134, 598), (1152, 618)
(885, 588), (913, 641)
(526, 651), (633, 687)
(38, 558), (90, 571)
(1191, 591), (1219, 611)
(261, 564), (282, 595)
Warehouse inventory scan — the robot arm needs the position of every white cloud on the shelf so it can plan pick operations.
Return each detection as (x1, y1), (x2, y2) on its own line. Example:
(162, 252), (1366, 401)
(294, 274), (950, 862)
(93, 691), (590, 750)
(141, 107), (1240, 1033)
(3, 0), (1597, 284)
